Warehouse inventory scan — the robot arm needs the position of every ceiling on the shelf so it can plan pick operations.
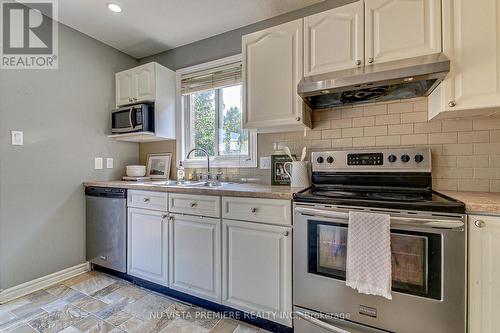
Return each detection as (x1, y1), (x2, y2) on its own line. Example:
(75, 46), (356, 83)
(56, 0), (322, 59)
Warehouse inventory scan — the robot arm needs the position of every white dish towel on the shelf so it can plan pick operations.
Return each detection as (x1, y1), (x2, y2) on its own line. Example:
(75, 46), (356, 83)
(346, 211), (392, 300)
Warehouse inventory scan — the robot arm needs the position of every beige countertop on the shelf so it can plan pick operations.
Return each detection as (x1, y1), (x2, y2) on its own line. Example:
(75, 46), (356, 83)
(440, 191), (500, 215)
(83, 180), (302, 200)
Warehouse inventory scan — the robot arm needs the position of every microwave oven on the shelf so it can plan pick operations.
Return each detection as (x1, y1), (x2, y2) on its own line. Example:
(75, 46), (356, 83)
(111, 104), (154, 134)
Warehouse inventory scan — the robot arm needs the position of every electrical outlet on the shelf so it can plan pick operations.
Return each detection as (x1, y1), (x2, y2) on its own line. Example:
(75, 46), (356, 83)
(11, 130), (23, 145)
(106, 158), (113, 169)
(94, 157), (103, 170)
(260, 156), (271, 169)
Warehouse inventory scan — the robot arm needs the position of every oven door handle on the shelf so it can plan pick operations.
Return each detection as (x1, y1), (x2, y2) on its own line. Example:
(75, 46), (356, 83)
(295, 310), (385, 333)
(295, 207), (464, 229)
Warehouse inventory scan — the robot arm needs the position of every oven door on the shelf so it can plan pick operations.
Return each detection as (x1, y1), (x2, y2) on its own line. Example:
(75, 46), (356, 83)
(294, 204), (466, 333)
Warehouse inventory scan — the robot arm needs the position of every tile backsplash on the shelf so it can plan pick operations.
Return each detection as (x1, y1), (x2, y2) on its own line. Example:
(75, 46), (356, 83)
(140, 97), (500, 192)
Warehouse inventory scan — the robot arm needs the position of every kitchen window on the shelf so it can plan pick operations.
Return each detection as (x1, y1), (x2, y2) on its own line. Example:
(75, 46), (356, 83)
(177, 55), (257, 168)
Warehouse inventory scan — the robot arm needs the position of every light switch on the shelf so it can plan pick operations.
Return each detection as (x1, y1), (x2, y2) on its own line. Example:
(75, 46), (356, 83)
(260, 156), (271, 169)
(106, 158), (113, 169)
(11, 130), (23, 145)
(94, 157), (103, 170)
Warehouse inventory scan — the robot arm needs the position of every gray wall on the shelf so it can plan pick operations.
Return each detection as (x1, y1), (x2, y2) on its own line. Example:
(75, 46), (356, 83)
(0, 24), (139, 289)
(140, 0), (356, 70)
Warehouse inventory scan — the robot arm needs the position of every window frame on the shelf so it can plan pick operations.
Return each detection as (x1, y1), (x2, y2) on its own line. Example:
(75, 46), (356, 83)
(176, 54), (257, 169)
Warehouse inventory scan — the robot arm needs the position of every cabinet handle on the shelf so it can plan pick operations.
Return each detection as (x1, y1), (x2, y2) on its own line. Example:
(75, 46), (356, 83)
(283, 231), (290, 237)
(99, 256), (107, 261)
(250, 207), (257, 213)
(143, 198), (150, 203)
(474, 220), (485, 228)
(368, 57), (374, 64)
(296, 116), (301, 122)
(448, 101), (456, 107)
(355, 59), (361, 66)
(128, 98), (133, 102)
(190, 202), (198, 208)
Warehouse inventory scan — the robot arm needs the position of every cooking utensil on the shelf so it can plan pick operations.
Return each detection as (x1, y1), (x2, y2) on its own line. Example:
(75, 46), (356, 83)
(300, 147), (307, 161)
(283, 146), (295, 161)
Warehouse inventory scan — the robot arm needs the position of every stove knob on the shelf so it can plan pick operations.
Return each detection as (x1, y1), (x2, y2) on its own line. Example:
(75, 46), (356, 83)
(316, 156), (324, 164)
(401, 154), (410, 163)
(388, 154), (397, 163)
(326, 156), (334, 164)
(414, 154), (424, 163)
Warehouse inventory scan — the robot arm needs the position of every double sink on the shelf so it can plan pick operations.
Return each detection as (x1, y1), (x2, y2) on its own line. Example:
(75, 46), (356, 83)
(148, 180), (231, 188)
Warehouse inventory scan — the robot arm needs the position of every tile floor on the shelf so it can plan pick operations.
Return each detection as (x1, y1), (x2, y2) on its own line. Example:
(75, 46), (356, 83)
(0, 271), (271, 333)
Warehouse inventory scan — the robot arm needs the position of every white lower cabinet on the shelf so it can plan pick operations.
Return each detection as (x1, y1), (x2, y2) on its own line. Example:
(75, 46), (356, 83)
(127, 207), (169, 286)
(468, 214), (500, 333)
(169, 213), (221, 303)
(222, 219), (292, 327)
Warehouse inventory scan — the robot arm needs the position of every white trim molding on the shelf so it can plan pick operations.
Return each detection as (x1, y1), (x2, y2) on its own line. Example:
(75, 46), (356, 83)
(0, 262), (89, 304)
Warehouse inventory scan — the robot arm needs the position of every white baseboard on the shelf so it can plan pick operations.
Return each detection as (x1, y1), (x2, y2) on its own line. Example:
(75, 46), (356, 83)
(0, 262), (90, 304)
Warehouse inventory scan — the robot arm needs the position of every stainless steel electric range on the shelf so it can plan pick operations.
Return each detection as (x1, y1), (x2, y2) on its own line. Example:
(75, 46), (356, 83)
(293, 148), (466, 333)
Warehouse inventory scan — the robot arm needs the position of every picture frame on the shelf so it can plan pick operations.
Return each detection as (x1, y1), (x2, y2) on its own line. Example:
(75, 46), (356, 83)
(271, 154), (296, 185)
(146, 153), (172, 179)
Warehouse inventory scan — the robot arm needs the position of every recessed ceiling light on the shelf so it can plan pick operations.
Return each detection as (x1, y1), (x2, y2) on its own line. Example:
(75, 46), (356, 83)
(107, 2), (122, 13)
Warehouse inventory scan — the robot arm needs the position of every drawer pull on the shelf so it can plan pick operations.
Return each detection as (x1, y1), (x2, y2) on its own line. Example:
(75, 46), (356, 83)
(283, 231), (290, 237)
(99, 256), (107, 261)
(143, 198), (150, 203)
(190, 202), (198, 208)
(475, 220), (485, 228)
(250, 207), (257, 213)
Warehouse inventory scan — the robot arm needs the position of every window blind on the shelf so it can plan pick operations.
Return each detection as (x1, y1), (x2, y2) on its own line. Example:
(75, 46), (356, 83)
(180, 61), (242, 95)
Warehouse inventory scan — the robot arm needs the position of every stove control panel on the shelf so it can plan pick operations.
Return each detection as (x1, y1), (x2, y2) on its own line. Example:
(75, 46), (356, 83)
(347, 153), (383, 165)
(312, 148), (431, 172)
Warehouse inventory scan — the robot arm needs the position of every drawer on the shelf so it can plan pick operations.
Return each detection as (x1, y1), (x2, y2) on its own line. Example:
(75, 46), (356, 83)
(169, 193), (221, 218)
(222, 197), (292, 225)
(127, 190), (167, 211)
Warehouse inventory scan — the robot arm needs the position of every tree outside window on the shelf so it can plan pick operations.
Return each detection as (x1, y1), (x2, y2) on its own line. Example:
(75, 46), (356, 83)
(187, 84), (248, 159)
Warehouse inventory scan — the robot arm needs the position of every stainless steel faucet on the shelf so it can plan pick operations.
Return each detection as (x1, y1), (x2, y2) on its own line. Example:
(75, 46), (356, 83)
(186, 148), (211, 179)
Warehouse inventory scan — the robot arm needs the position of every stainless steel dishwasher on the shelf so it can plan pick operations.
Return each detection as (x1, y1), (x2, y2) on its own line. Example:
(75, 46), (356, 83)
(85, 186), (127, 272)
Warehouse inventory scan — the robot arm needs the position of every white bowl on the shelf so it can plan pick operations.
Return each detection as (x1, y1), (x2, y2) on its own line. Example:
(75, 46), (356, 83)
(126, 165), (146, 177)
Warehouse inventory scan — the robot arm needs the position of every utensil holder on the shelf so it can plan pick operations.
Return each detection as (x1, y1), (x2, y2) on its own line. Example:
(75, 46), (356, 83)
(284, 161), (311, 188)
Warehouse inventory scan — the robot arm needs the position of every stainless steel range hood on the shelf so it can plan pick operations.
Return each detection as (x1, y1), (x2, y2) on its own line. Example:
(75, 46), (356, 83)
(298, 53), (450, 110)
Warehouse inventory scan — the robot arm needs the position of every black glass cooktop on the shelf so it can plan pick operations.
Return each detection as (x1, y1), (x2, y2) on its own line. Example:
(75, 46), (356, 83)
(294, 185), (465, 214)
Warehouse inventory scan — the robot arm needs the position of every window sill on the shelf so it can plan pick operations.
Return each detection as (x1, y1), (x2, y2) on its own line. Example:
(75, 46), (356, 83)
(181, 156), (257, 169)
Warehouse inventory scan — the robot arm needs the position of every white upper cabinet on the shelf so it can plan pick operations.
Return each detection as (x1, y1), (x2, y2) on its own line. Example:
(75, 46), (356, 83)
(243, 19), (310, 132)
(134, 63), (156, 103)
(116, 62), (156, 107)
(468, 215), (500, 333)
(112, 62), (176, 141)
(116, 71), (134, 107)
(127, 207), (169, 286)
(304, 1), (364, 75)
(364, 0), (441, 65)
(169, 214), (221, 303)
(429, 0), (500, 119)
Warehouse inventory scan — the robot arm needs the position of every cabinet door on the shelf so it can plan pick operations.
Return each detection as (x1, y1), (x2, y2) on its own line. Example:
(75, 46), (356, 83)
(243, 19), (304, 130)
(169, 214), (221, 303)
(115, 70), (134, 107)
(134, 63), (156, 103)
(304, 1), (364, 76)
(127, 208), (168, 286)
(429, 0), (500, 117)
(222, 219), (292, 327)
(469, 215), (500, 333)
(365, 0), (441, 65)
